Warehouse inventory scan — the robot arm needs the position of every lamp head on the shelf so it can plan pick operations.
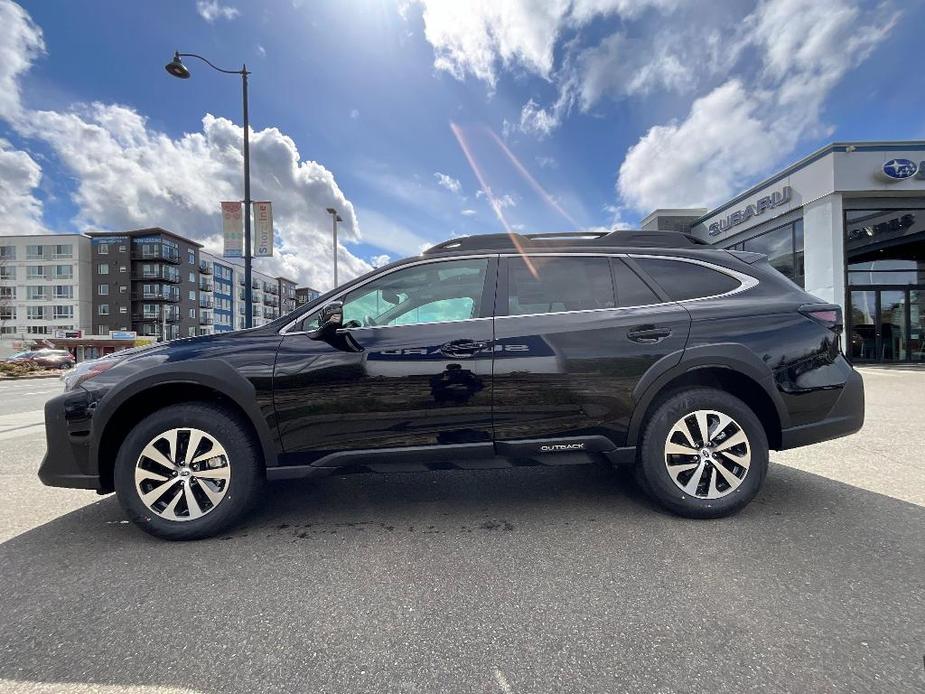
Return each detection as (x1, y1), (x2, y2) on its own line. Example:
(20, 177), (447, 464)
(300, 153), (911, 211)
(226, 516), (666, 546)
(165, 52), (191, 79)
(326, 208), (337, 215)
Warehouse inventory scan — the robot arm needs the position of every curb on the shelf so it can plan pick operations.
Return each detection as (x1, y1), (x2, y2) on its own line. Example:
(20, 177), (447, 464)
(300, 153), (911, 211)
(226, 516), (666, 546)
(0, 372), (64, 381)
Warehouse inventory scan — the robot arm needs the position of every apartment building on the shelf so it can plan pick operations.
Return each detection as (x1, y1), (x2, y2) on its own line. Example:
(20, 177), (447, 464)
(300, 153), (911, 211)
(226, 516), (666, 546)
(295, 286), (322, 306)
(87, 229), (207, 341)
(0, 234), (92, 341)
(279, 277), (298, 315)
(200, 250), (287, 331)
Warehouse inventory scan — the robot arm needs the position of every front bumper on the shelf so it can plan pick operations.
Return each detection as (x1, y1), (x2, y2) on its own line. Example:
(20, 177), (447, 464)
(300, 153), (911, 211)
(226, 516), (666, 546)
(37, 389), (99, 490)
(779, 367), (864, 450)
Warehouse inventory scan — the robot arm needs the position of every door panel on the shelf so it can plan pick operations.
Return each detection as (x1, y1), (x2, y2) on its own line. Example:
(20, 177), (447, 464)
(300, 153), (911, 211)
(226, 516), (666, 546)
(273, 257), (496, 462)
(492, 255), (690, 446)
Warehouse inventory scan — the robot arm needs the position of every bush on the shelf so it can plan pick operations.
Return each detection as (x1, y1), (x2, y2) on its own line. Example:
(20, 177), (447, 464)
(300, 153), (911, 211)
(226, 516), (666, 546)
(0, 361), (44, 377)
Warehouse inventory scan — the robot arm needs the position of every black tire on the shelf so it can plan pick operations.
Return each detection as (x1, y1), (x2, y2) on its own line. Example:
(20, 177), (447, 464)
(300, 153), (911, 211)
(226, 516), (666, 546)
(636, 387), (768, 519)
(114, 402), (265, 540)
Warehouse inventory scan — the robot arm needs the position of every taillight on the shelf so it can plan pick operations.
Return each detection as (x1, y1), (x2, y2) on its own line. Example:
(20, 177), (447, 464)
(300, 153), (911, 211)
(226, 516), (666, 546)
(799, 304), (843, 334)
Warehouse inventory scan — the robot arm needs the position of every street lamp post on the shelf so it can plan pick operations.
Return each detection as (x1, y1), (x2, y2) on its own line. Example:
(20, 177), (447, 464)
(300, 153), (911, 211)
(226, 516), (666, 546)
(325, 207), (343, 288)
(165, 51), (254, 328)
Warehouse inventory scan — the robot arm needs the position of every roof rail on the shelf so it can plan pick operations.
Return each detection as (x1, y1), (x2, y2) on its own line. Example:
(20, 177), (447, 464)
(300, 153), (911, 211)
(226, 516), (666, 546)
(422, 229), (706, 255)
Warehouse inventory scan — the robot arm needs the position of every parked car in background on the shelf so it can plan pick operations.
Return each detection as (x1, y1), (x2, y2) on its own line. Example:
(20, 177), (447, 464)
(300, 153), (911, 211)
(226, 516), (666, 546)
(7, 348), (76, 369)
(39, 230), (864, 540)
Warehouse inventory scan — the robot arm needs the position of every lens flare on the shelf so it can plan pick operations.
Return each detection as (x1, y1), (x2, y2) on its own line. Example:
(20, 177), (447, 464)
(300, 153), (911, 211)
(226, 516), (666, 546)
(449, 122), (537, 277)
(483, 126), (579, 228)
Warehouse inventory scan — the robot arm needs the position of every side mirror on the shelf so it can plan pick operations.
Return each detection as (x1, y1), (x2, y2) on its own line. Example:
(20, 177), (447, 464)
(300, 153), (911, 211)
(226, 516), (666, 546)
(307, 301), (343, 339)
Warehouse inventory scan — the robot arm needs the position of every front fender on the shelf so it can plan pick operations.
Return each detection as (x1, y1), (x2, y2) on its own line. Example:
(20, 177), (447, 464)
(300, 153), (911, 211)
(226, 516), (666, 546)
(88, 358), (280, 471)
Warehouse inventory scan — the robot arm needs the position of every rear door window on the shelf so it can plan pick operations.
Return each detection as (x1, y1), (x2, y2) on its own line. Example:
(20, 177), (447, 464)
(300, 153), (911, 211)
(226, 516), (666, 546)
(635, 258), (741, 301)
(611, 258), (661, 307)
(505, 256), (615, 316)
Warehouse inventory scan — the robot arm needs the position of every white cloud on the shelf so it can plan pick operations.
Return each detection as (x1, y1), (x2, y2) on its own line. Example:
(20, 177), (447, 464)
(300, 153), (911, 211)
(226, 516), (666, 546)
(475, 189), (516, 208)
(369, 254), (391, 268)
(617, 0), (899, 212)
(0, 0), (43, 121)
(0, 2), (381, 291)
(355, 208), (434, 257)
(256, 44), (266, 58)
(535, 155), (557, 169)
(196, 0), (240, 22)
(433, 171), (462, 193)
(0, 138), (47, 235)
(349, 108), (359, 119)
(406, 0), (677, 88)
(460, 208), (477, 216)
(519, 98), (561, 139)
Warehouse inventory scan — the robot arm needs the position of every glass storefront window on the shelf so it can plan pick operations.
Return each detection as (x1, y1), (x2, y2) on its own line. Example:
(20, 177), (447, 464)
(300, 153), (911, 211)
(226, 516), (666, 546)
(845, 208), (925, 286)
(725, 220), (804, 286)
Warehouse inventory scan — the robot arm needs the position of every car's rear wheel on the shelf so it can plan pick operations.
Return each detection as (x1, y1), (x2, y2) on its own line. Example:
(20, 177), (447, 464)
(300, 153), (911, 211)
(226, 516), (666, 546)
(113, 402), (264, 540)
(637, 388), (768, 518)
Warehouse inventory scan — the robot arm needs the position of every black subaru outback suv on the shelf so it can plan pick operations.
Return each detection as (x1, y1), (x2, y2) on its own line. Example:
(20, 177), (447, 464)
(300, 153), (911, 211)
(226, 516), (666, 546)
(40, 230), (864, 540)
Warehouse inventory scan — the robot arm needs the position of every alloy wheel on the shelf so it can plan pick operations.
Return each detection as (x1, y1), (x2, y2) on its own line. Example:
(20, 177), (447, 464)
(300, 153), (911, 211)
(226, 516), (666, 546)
(664, 409), (751, 499)
(134, 427), (231, 521)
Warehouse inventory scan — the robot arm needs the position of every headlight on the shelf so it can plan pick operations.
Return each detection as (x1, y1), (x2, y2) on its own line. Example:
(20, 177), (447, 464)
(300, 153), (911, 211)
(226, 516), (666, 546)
(62, 359), (118, 391)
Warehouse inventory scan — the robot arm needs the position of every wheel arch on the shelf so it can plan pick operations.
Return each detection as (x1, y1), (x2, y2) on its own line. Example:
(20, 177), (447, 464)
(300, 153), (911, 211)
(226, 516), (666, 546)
(627, 344), (789, 451)
(91, 361), (279, 492)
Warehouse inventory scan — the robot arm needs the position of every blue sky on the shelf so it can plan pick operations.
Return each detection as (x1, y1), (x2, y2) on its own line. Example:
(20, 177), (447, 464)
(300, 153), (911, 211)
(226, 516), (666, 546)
(2, 0), (924, 288)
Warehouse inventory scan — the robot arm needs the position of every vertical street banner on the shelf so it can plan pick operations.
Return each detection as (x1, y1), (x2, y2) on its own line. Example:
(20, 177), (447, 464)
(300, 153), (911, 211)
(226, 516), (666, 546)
(254, 201), (274, 257)
(221, 202), (243, 258)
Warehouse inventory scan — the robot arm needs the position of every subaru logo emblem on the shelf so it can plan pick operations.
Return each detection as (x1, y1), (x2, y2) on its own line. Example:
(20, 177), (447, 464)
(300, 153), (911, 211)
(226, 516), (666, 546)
(882, 158), (918, 180)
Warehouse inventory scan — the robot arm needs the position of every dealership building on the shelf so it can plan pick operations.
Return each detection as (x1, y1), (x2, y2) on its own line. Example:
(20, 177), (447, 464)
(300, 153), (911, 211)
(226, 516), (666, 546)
(643, 140), (925, 363)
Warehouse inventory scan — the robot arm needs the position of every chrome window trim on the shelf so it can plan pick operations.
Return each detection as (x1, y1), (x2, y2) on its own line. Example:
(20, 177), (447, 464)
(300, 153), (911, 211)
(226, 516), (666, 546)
(280, 251), (759, 333)
(279, 254), (495, 335)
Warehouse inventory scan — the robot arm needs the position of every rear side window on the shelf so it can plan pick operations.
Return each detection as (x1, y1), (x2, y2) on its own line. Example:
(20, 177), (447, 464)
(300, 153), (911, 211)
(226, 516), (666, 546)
(612, 259), (660, 307)
(506, 256), (615, 316)
(635, 258), (740, 301)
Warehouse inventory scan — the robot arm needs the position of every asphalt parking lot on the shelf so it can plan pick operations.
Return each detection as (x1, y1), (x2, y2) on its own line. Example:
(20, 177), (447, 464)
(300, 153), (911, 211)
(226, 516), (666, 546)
(0, 369), (922, 693)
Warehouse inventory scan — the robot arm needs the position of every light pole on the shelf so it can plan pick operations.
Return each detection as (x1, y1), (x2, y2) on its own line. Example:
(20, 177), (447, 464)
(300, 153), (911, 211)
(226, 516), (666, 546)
(325, 207), (343, 288)
(165, 51), (254, 328)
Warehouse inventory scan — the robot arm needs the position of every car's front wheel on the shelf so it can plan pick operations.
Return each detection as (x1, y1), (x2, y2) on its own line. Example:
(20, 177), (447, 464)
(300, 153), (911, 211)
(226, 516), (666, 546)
(636, 388), (768, 518)
(113, 402), (264, 540)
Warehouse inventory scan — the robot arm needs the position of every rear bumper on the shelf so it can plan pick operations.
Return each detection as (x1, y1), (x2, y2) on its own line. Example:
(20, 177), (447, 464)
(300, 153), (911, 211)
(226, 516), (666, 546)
(37, 390), (99, 490)
(778, 367), (864, 450)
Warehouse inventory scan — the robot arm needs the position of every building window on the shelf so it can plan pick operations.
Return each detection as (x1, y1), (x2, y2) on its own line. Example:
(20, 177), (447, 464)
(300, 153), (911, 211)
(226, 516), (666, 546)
(26, 286), (47, 300)
(98, 325), (108, 335)
(98, 304), (110, 316)
(0, 246), (15, 260)
(119, 285), (127, 294)
(725, 219), (804, 287)
(119, 265), (127, 273)
(119, 306), (128, 313)
(26, 266), (46, 280)
(189, 308), (196, 318)
(26, 244), (47, 260)
(98, 284), (109, 296)
(53, 305), (74, 320)
(119, 245), (127, 253)
(143, 304), (158, 318)
(189, 290), (196, 300)
(27, 306), (47, 320)
(0, 307), (14, 320)
(53, 265), (73, 280)
(189, 271), (195, 282)
(54, 285), (74, 299)
(53, 244), (73, 259)
(0, 266), (14, 280)
(0, 287), (14, 300)
(188, 249), (195, 265)
(27, 325), (51, 335)
(98, 263), (110, 275)
(1, 326), (16, 335)
(98, 243), (109, 255)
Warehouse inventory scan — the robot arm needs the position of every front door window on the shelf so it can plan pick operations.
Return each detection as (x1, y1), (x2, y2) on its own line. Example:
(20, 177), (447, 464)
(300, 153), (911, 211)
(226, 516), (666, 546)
(342, 259), (489, 328)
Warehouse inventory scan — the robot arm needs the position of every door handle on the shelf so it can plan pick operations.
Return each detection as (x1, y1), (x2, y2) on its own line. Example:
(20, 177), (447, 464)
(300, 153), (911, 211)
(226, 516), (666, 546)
(627, 325), (672, 343)
(440, 339), (489, 359)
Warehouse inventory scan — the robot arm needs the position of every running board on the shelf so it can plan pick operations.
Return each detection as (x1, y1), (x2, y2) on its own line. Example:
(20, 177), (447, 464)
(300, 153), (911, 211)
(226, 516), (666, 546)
(267, 436), (635, 480)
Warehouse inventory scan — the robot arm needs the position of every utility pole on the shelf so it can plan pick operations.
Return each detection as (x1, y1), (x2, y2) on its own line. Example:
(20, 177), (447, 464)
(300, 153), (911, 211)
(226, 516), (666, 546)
(325, 207), (343, 288)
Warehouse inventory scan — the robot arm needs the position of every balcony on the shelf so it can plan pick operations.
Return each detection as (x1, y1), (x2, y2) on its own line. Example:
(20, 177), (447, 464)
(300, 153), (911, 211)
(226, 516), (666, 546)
(198, 260), (213, 275)
(135, 286), (180, 302)
(133, 306), (180, 322)
(199, 279), (214, 293)
(199, 296), (214, 309)
(133, 264), (181, 283)
(199, 315), (214, 326)
(132, 245), (180, 264)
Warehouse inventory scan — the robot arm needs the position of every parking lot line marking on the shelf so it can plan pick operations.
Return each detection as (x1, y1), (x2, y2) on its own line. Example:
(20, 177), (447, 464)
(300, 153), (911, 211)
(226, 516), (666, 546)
(493, 668), (514, 694)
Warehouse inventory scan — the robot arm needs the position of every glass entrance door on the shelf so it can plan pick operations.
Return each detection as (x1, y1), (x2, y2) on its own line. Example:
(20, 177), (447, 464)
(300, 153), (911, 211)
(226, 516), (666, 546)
(848, 287), (925, 362)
